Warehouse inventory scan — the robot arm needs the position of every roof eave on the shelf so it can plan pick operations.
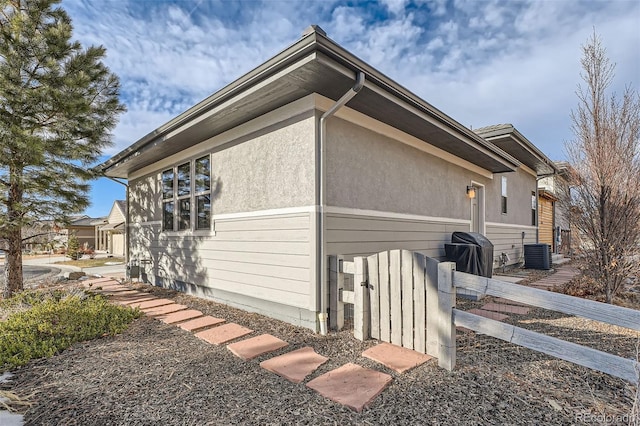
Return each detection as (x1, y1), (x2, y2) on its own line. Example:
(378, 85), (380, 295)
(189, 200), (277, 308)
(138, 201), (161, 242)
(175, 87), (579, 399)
(99, 32), (322, 175)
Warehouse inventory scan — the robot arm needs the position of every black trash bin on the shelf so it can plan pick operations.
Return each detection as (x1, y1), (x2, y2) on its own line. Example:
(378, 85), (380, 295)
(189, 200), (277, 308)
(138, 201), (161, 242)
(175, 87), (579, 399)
(444, 232), (494, 278)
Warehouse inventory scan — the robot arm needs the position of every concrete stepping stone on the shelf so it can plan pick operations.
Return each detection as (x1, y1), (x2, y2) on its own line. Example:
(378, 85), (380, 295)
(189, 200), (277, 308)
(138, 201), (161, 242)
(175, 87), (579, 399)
(467, 308), (509, 321)
(157, 309), (203, 324)
(84, 278), (117, 286)
(101, 289), (139, 296)
(178, 316), (225, 332)
(260, 347), (328, 384)
(109, 291), (146, 299)
(128, 298), (174, 309)
(362, 342), (433, 373)
(195, 323), (252, 345)
(480, 302), (530, 315)
(227, 334), (288, 361)
(306, 363), (393, 412)
(142, 303), (188, 316)
(493, 298), (531, 306)
(115, 296), (156, 305)
(89, 281), (122, 289)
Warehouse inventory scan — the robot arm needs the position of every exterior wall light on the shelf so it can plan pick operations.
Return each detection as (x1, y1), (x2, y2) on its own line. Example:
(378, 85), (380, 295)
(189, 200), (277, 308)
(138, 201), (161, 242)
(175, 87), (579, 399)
(467, 185), (476, 199)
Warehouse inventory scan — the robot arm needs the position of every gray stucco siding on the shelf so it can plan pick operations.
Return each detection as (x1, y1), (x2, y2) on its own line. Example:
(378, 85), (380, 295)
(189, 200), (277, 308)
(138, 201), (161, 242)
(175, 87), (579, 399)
(128, 112), (316, 222)
(325, 117), (489, 219)
(485, 169), (536, 226)
(211, 115), (316, 214)
(129, 174), (160, 223)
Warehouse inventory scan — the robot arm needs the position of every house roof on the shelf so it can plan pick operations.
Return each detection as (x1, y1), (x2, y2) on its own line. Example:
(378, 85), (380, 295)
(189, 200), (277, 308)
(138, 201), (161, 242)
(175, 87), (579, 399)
(115, 200), (127, 216)
(69, 216), (106, 227)
(99, 222), (124, 231)
(100, 26), (521, 178)
(474, 124), (557, 176)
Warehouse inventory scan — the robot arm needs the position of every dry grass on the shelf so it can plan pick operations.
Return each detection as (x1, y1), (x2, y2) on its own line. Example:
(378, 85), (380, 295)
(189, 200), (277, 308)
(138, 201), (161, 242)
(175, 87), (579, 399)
(0, 390), (32, 412)
(54, 257), (125, 268)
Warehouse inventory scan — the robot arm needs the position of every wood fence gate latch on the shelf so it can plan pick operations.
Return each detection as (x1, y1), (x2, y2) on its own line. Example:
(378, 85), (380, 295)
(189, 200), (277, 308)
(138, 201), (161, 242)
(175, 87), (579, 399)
(361, 281), (372, 289)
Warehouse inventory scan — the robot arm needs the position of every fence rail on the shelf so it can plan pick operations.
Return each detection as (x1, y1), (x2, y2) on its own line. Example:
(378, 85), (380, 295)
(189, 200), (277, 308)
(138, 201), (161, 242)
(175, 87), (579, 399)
(441, 263), (640, 383)
(329, 251), (640, 384)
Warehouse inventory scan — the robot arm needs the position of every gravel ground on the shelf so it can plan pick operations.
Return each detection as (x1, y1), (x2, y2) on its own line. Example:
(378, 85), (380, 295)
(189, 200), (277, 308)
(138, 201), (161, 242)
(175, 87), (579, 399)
(2, 276), (639, 425)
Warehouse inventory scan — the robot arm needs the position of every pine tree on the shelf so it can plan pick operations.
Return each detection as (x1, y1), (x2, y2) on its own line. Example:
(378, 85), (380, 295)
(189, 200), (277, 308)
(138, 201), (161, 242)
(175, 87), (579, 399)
(66, 232), (79, 261)
(0, 0), (125, 297)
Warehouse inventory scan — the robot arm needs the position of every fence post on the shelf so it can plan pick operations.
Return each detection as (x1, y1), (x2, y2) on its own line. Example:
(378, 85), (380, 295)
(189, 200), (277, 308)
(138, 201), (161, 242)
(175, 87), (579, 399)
(425, 256), (439, 358)
(437, 262), (456, 371)
(353, 256), (369, 341)
(329, 255), (344, 330)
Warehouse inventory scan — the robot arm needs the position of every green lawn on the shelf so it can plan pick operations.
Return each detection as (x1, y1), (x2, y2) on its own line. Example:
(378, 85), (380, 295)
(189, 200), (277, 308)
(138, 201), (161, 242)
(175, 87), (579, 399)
(55, 257), (125, 268)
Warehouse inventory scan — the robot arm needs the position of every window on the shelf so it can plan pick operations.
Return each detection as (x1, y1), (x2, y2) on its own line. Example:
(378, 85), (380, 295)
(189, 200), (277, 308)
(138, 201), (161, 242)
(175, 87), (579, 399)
(177, 162), (191, 230)
(161, 155), (211, 231)
(501, 176), (508, 214)
(194, 156), (211, 230)
(531, 191), (537, 226)
(162, 169), (174, 231)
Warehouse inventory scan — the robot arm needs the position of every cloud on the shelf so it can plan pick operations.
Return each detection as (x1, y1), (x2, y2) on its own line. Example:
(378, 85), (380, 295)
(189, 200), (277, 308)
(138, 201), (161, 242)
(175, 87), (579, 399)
(61, 0), (639, 162)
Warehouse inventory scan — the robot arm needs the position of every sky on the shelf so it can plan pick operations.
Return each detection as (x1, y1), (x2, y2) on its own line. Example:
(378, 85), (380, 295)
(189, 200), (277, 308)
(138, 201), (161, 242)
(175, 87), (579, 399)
(62, 0), (640, 218)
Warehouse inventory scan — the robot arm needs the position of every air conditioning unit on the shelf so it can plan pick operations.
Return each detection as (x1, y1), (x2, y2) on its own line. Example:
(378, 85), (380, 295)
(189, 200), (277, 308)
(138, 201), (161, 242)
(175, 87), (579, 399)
(524, 244), (551, 270)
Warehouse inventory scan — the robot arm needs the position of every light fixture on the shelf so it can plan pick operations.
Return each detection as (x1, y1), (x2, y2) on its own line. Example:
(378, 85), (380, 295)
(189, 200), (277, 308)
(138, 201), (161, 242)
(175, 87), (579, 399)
(466, 185), (476, 199)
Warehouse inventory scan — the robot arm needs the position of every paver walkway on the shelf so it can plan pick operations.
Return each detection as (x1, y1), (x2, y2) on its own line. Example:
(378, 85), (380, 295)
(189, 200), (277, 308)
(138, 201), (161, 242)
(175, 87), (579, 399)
(83, 278), (412, 412)
(82, 264), (578, 413)
(464, 265), (579, 323)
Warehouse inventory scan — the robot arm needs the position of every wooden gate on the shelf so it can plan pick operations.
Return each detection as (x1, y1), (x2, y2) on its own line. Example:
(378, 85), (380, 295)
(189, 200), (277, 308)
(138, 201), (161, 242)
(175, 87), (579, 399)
(329, 249), (439, 356)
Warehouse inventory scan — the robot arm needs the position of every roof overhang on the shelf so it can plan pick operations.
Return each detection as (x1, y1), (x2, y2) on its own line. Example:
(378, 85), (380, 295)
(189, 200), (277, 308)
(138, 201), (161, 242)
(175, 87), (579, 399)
(100, 222), (124, 231)
(475, 125), (558, 176)
(538, 188), (559, 201)
(100, 30), (519, 178)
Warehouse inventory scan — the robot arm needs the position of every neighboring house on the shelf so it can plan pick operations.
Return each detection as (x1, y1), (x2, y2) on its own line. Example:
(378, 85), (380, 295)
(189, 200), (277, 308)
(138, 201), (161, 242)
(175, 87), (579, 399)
(473, 124), (558, 260)
(61, 216), (105, 250)
(99, 26), (556, 331)
(538, 162), (573, 255)
(97, 200), (127, 257)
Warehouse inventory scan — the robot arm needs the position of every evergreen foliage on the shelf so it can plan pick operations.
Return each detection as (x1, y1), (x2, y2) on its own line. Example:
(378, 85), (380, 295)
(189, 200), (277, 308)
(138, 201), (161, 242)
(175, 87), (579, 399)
(0, 289), (140, 371)
(66, 232), (79, 260)
(0, 0), (126, 296)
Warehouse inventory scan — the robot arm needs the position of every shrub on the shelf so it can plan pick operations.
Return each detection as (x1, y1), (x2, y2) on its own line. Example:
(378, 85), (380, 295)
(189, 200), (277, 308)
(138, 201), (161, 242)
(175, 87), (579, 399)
(0, 290), (141, 371)
(66, 234), (80, 260)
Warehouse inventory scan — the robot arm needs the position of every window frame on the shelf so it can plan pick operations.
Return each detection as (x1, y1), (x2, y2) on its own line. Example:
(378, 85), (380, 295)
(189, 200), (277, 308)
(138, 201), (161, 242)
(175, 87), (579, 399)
(161, 169), (175, 231)
(194, 155), (211, 230)
(501, 176), (508, 215)
(161, 154), (212, 233)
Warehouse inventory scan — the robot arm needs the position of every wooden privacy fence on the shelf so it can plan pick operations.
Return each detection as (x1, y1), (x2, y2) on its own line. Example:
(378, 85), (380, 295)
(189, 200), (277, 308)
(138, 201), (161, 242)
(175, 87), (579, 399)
(329, 250), (439, 356)
(329, 250), (640, 383)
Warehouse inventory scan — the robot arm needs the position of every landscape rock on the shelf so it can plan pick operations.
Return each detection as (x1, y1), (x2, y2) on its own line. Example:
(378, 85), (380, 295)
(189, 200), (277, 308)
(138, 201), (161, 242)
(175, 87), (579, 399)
(63, 271), (86, 280)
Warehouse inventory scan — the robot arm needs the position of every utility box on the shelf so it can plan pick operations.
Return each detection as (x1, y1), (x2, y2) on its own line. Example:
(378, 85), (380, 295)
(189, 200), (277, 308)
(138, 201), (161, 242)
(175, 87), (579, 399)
(524, 244), (551, 270)
(127, 261), (140, 279)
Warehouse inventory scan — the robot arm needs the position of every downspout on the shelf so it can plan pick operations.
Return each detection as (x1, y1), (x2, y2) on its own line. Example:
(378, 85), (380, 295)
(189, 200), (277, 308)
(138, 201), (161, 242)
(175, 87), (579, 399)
(106, 177), (129, 266)
(318, 72), (365, 335)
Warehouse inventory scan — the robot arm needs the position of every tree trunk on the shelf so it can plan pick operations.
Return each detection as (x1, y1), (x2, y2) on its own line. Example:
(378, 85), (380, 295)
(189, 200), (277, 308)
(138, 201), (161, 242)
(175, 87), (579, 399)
(2, 165), (24, 298)
(2, 227), (23, 298)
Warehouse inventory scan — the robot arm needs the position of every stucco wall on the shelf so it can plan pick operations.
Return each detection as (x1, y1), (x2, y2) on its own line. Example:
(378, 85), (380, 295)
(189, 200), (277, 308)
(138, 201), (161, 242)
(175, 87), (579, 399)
(485, 169), (536, 226)
(324, 116), (539, 271)
(129, 114), (316, 221)
(325, 117), (486, 219)
(210, 116), (315, 214)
